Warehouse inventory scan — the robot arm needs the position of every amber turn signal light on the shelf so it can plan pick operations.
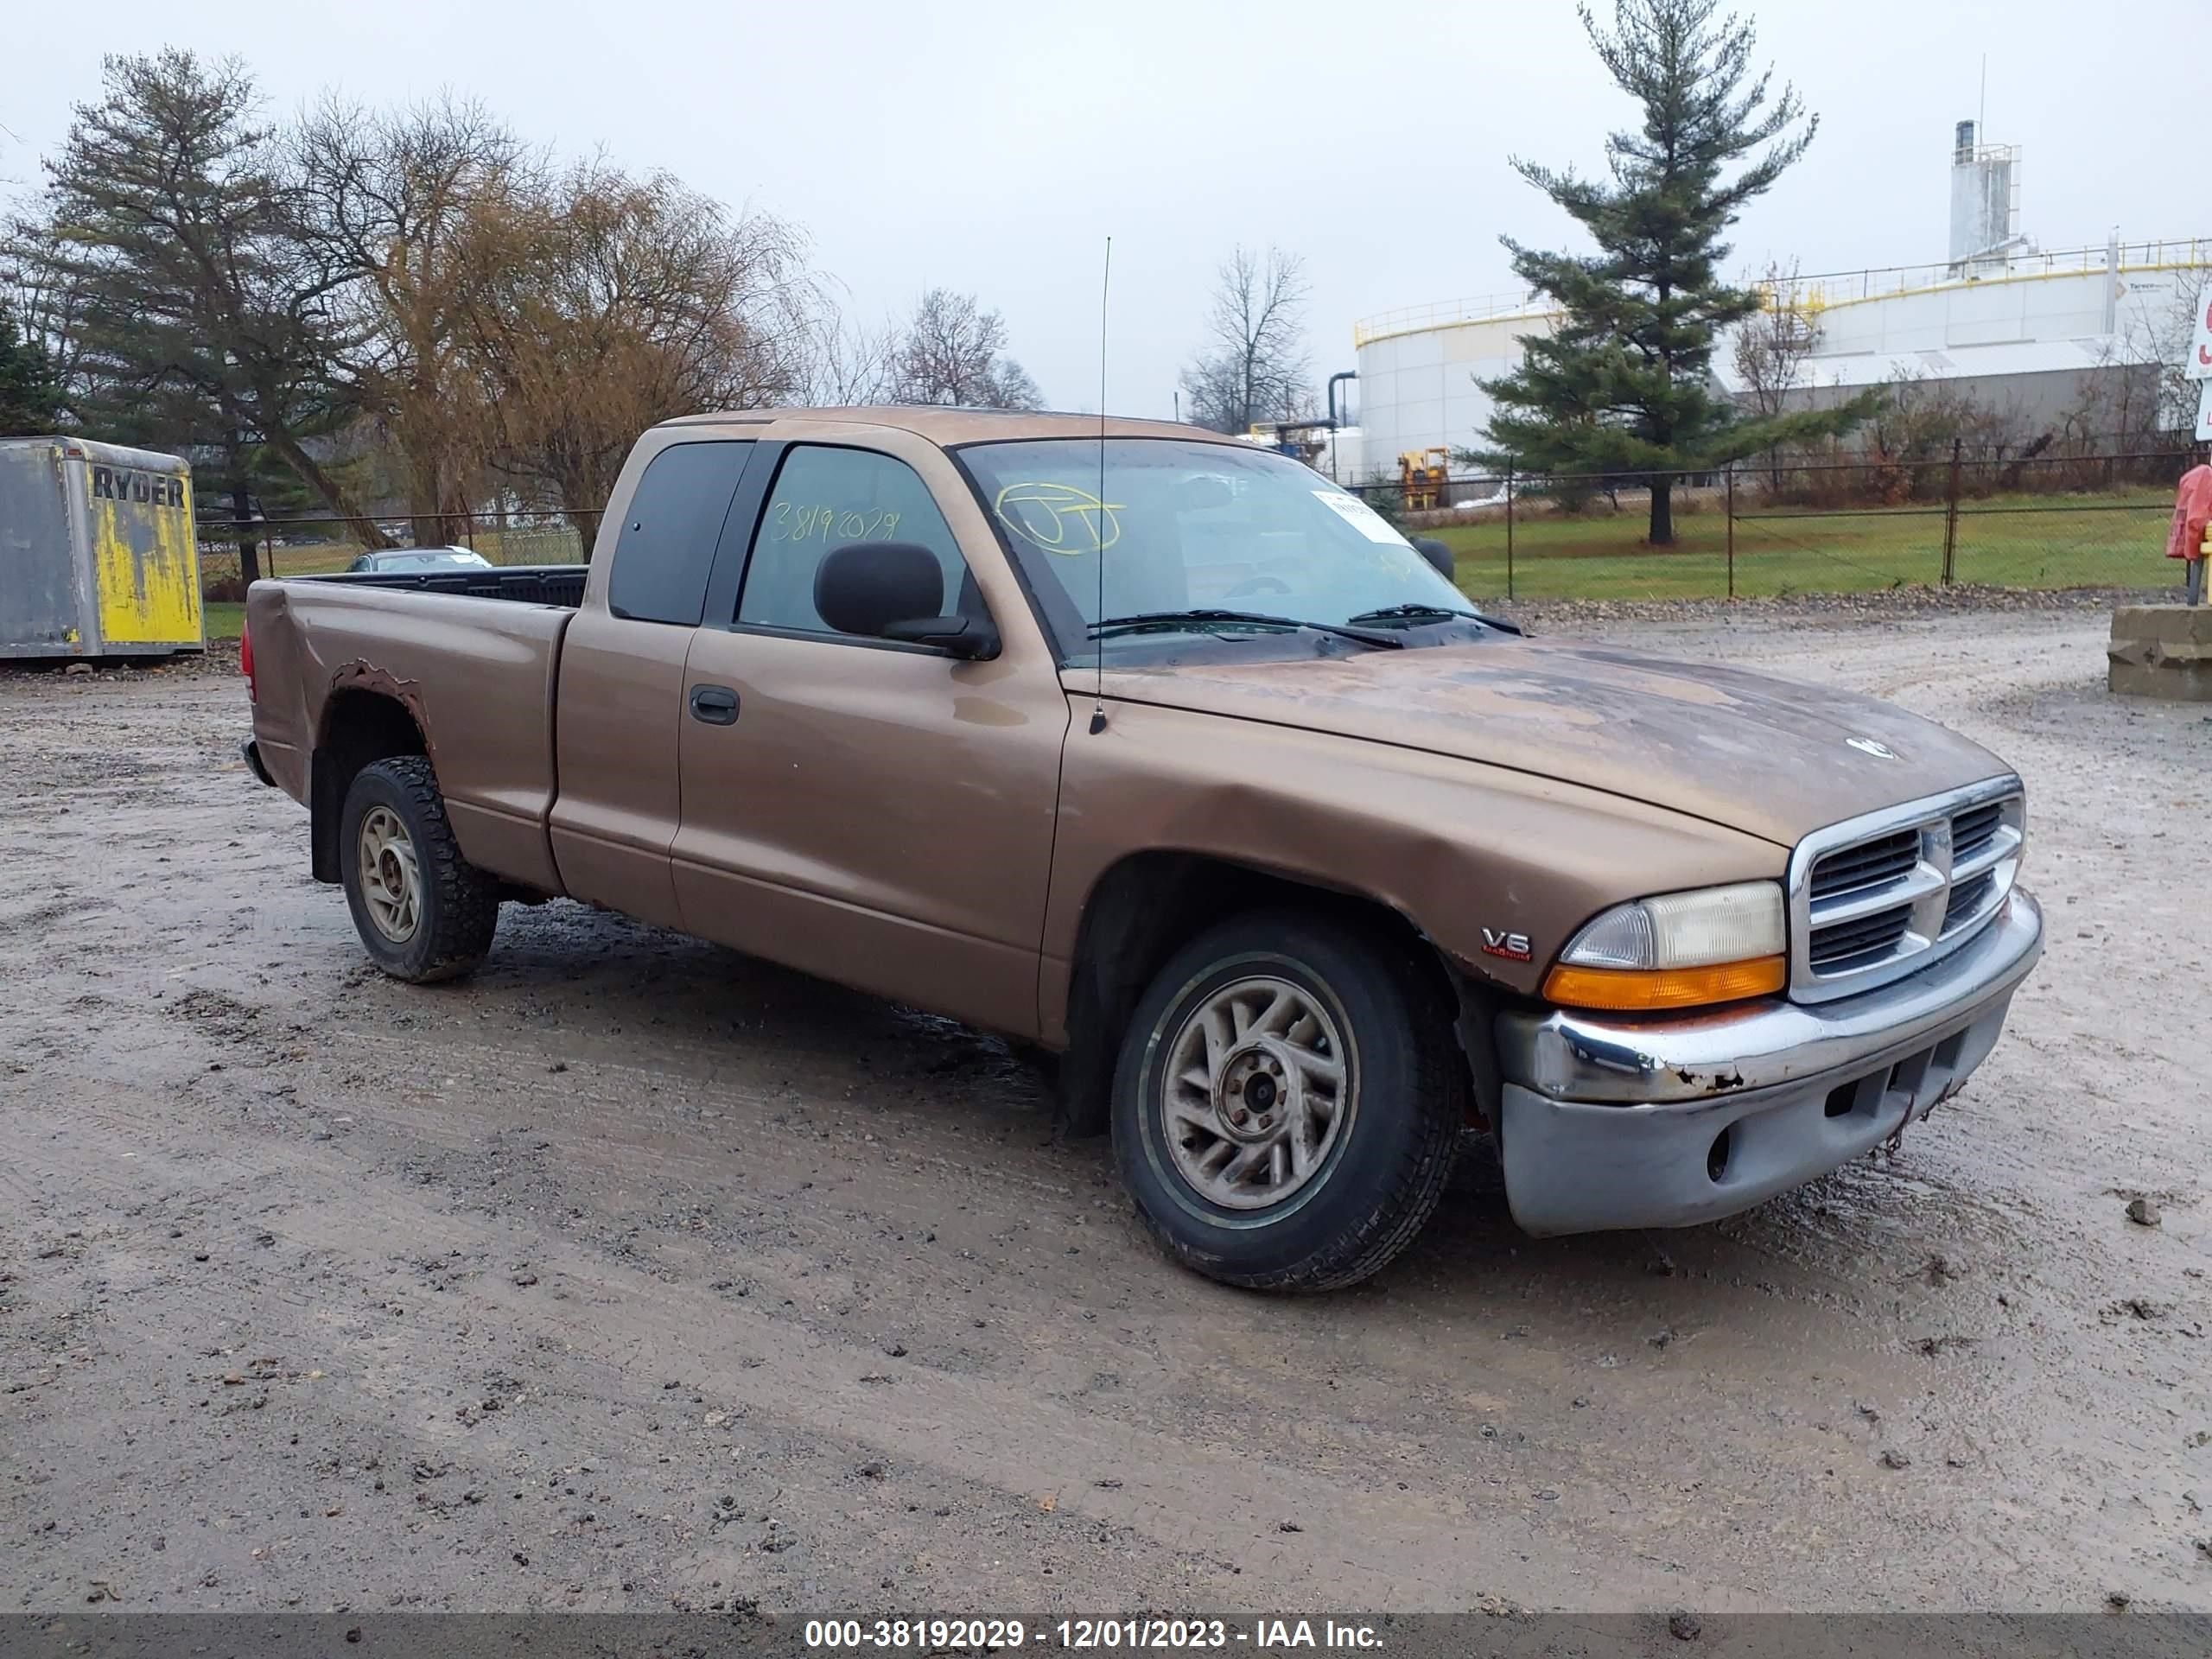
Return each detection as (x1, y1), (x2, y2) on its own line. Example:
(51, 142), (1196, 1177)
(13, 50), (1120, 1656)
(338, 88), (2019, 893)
(1541, 955), (1788, 1012)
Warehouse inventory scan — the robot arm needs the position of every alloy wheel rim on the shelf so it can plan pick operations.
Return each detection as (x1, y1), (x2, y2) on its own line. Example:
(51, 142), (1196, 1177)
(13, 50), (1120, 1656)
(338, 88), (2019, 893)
(356, 805), (422, 944)
(1160, 974), (1353, 1211)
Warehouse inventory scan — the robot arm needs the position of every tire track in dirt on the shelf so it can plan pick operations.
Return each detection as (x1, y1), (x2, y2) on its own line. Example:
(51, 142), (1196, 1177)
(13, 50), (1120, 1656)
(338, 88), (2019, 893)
(7, 1084), (1691, 1612)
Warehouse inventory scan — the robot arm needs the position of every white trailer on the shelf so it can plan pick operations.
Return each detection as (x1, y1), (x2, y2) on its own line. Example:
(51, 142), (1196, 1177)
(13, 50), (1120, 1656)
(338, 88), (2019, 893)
(0, 436), (203, 660)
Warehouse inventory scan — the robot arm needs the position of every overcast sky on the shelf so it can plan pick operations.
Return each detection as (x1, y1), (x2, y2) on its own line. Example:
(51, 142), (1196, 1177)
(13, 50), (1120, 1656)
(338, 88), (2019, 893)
(5, 0), (2200, 420)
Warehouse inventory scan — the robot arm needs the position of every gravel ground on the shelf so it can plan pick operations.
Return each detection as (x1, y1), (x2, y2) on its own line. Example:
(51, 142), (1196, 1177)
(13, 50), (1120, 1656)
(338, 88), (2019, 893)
(2, 603), (2209, 1618)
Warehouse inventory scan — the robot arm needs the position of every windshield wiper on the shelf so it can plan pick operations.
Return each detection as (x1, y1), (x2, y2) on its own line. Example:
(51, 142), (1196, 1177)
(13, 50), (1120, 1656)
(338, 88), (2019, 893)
(1087, 609), (1403, 650)
(1344, 603), (1466, 623)
(1344, 602), (1522, 635)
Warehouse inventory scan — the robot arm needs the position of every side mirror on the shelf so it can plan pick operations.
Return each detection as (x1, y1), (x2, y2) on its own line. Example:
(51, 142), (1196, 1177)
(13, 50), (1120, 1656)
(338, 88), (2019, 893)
(813, 541), (997, 659)
(816, 540), (944, 635)
(1412, 536), (1454, 580)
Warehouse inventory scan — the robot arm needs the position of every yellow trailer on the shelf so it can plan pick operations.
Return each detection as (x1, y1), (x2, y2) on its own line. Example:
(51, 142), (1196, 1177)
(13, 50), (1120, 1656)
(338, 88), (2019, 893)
(0, 436), (202, 660)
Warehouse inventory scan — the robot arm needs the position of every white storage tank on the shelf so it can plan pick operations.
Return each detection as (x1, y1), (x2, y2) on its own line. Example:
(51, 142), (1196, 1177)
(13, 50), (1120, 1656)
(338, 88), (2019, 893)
(1351, 298), (1559, 480)
(1723, 239), (2210, 428)
(1349, 118), (2207, 464)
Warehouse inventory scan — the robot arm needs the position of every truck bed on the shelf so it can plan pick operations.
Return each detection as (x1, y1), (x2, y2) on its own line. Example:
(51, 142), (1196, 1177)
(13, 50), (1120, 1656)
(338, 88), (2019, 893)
(310, 563), (588, 607)
(244, 573), (580, 893)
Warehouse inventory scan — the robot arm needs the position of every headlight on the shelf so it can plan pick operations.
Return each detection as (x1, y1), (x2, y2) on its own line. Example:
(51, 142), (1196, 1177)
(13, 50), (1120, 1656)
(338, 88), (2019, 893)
(1543, 881), (1787, 1011)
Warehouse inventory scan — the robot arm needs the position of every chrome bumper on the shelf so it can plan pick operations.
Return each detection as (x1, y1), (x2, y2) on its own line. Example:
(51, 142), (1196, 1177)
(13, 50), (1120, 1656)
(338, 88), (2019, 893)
(1492, 890), (2043, 1236)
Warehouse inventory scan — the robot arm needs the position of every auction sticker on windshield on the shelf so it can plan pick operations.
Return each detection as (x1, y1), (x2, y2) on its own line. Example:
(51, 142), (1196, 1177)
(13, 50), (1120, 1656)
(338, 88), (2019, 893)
(1312, 488), (1410, 545)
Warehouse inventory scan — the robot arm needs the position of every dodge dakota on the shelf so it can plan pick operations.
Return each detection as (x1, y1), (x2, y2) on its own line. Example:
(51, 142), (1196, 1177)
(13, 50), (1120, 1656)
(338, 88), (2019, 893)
(240, 409), (2044, 1290)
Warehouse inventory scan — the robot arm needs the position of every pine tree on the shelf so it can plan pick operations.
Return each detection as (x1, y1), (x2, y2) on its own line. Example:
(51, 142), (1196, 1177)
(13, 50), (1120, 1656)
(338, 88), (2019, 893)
(10, 50), (385, 550)
(0, 306), (64, 435)
(1475, 0), (1877, 544)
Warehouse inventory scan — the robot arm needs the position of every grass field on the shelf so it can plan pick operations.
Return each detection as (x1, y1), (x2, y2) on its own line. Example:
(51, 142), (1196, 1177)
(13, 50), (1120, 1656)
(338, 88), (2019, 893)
(195, 490), (2185, 633)
(1431, 489), (2182, 601)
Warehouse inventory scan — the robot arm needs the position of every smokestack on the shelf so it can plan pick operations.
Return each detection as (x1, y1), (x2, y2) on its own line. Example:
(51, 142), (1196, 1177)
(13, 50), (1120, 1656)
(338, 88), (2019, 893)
(1948, 118), (2014, 269)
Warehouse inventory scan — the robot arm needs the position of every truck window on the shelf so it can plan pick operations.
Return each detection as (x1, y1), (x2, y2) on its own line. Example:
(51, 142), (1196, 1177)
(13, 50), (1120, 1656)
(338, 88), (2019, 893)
(737, 447), (980, 634)
(607, 441), (753, 626)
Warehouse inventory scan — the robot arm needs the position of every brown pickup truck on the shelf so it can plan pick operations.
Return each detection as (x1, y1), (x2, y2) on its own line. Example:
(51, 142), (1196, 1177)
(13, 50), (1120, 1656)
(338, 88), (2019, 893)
(241, 408), (2043, 1290)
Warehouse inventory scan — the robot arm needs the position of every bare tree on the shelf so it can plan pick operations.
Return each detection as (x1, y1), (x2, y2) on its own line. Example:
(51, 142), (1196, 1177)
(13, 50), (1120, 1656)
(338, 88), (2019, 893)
(454, 162), (811, 524)
(1867, 371), (2026, 481)
(2001, 265), (2207, 465)
(1730, 260), (1821, 486)
(294, 93), (531, 543)
(2055, 333), (2168, 457)
(798, 298), (903, 406)
(893, 288), (1041, 408)
(2118, 264), (2211, 442)
(1178, 245), (1313, 435)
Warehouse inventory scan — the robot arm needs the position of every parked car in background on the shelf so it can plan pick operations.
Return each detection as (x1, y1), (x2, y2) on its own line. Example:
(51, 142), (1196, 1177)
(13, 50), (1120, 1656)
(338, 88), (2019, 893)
(345, 547), (495, 575)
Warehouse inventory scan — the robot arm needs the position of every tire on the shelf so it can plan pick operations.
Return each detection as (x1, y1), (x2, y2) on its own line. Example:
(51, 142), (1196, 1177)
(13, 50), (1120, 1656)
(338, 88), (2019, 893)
(338, 755), (500, 983)
(1111, 910), (1463, 1292)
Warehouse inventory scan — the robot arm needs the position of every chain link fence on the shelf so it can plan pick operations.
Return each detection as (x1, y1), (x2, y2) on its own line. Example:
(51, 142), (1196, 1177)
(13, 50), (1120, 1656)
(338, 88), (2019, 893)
(1349, 443), (2199, 602)
(197, 508), (604, 598)
(200, 442), (2201, 608)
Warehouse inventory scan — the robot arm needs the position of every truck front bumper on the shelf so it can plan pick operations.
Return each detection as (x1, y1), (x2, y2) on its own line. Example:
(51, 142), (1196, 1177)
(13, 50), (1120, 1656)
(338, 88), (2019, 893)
(1492, 889), (2043, 1236)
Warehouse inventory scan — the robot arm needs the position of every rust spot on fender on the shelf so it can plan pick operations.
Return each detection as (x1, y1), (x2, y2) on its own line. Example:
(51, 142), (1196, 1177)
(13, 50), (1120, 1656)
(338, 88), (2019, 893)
(327, 659), (439, 766)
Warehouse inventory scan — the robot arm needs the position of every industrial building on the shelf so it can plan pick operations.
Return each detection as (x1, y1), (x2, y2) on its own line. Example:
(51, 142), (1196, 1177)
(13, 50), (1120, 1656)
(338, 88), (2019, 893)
(1344, 121), (2208, 481)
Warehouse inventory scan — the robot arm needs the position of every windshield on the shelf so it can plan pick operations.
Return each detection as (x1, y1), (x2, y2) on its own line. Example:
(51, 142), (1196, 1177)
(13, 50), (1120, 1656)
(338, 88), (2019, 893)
(957, 438), (1479, 661)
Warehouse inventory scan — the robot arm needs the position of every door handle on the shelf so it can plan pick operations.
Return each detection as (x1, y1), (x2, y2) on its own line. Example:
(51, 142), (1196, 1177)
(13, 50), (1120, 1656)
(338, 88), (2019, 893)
(689, 684), (741, 726)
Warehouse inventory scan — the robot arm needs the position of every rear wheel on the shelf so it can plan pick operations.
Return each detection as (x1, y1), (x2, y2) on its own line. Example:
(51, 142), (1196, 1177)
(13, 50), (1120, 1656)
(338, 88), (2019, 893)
(1111, 912), (1462, 1291)
(338, 756), (499, 982)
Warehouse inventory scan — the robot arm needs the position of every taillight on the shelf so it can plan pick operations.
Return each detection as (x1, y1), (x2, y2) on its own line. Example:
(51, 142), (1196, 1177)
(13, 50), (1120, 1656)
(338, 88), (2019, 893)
(239, 619), (257, 703)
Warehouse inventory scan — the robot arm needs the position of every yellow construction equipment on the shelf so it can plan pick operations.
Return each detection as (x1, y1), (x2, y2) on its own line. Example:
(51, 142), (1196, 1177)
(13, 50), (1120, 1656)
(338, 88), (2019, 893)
(1399, 448), (1449, 512)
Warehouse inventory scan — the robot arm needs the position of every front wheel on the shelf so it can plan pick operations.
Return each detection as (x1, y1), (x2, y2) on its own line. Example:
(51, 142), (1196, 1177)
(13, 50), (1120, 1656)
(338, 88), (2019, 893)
(338, 756), (500, 982)
(1111, 912), (1463, 1291)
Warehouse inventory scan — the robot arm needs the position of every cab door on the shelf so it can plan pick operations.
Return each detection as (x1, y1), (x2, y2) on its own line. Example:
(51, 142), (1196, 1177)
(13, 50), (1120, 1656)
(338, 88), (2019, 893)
(550, 436), (756, 925)
(671, 438), (1069, 1038)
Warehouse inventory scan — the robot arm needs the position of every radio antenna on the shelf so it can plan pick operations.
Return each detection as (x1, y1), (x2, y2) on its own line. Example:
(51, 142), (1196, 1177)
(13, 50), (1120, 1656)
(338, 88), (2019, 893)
(1089, 235), (1111, 736)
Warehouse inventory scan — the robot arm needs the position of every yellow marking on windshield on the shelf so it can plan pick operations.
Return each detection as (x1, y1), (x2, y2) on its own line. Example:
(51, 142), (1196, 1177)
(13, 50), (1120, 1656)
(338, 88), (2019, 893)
(995, 481), (1122, 556)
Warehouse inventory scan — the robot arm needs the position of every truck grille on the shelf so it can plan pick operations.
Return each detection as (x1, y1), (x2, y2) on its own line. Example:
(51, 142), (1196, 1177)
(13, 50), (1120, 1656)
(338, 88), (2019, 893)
(1943, 870), (1996, 930)
(1807, 904), (1914, 971)
(1808, 829), (1920, 903)
(1950, 802), (2003, 866)
(1789, 780), (2025, 1004)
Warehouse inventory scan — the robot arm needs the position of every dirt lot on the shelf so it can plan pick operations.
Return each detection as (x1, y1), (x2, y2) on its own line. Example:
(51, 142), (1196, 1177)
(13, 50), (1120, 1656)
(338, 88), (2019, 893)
(3, 601), (2209, 1618)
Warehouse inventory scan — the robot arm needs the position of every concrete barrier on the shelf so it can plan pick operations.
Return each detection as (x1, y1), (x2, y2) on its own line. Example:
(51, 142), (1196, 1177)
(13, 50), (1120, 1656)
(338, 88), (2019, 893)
(2108, 604), (2212, 701)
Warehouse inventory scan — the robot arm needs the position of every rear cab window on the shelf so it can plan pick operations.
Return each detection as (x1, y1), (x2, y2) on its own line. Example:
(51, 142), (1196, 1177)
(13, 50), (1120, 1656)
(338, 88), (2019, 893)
(607, 441), (754, 625)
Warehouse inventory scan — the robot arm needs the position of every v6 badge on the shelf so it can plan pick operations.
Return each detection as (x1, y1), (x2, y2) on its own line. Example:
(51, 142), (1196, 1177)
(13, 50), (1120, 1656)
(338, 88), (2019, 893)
(1481, 928), (1533, 963)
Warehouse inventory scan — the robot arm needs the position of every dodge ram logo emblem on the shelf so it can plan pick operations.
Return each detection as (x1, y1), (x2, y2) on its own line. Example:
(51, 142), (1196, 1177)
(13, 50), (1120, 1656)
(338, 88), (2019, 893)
(1846, 736), (1898, 760)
